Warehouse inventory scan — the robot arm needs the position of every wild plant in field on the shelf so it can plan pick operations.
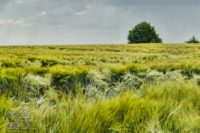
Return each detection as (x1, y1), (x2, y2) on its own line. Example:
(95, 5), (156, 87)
(144, 70), (164, 84)
(86, 69), (109, 90)
(24, 74), (51, 97)
(193, 74), (200, 87)
(24, 74), (51, 88)
(118, 72), (142, 90)
(105, 72), (142, 97)
(85, 69), (110, 98)
(0, 75), (29, 100)
(0, 96), (13, 133)
(84, 85), (103, 99)
(161, 70), (185, 81)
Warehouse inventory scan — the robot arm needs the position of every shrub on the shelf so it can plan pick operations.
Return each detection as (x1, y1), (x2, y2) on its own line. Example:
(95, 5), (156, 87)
(186, 36), (199, 43)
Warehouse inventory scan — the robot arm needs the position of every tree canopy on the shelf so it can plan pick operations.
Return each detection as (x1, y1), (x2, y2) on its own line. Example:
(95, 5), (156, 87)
(128, 22), (162, 44)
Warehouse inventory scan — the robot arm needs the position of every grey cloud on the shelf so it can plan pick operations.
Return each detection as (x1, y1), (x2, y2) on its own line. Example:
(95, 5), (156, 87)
(0, 0), (199, 44)
(101, 0), (200, 6)
(0, 0), (9, 5)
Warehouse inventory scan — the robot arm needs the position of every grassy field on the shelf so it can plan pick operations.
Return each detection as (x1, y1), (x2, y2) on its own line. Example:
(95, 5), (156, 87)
(0, 44), (200, 132)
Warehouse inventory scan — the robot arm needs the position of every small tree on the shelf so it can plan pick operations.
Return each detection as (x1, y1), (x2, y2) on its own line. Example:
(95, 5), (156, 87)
(128, 21), (162, 44)
(185, 36), (199, 43)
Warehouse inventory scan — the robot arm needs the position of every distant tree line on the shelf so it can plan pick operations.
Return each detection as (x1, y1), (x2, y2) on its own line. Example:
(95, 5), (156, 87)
(128, 21), (199, 44)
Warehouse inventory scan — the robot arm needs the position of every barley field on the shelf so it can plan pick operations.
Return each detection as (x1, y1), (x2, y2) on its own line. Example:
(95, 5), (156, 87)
(0, 44), (200, 132)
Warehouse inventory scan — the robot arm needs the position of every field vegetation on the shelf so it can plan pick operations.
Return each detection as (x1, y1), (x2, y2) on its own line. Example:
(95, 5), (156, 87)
(0, 44), (200, 132)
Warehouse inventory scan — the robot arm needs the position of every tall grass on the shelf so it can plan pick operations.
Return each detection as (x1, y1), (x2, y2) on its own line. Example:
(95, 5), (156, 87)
(1, 81), (200, 132)
(0, 44), (200, 132)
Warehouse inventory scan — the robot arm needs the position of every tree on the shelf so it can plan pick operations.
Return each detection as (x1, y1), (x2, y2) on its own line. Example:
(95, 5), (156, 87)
(185, 36), (199, 43)
(128, 21), (162, 44)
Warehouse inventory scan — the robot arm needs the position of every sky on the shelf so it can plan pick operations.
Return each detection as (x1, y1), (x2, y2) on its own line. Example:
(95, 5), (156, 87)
(0, 0), (200, 45)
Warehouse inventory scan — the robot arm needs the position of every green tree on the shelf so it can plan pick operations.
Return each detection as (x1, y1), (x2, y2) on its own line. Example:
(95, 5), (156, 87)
(128, 21), (162, 43)
(185, 36), (199, 43)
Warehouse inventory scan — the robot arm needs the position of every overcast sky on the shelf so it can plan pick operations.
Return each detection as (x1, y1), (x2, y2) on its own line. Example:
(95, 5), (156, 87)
(0, 0), (199, 45)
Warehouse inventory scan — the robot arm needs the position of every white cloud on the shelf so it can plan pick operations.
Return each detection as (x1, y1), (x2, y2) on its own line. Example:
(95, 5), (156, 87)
(15, 18), (25, 24)
(37, 11), (47, 17)
(75, 4), (92, 16)
(14, 0), (24, 4)
(11, 0), (39, 5)
(75, 10), (87, 16)
(0, 18), (13, 25)
(0, 18), (27, 26)
(10, 0), (27, 5)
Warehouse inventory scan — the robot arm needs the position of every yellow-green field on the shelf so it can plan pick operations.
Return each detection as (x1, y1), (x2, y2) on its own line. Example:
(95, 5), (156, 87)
(0, 44), (200, 132)
(1, 44), (200, 76)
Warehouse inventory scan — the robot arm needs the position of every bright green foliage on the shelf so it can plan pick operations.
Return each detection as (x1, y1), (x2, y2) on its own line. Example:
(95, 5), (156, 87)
(128, 22), (162, 43)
